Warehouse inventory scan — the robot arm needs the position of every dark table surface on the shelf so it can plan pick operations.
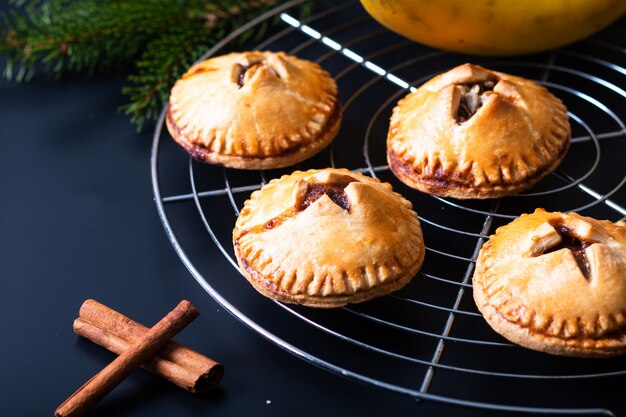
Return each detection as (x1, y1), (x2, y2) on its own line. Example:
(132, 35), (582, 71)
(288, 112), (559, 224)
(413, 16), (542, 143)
(3, 6), (626, 417)
(0, 61), (470, 417)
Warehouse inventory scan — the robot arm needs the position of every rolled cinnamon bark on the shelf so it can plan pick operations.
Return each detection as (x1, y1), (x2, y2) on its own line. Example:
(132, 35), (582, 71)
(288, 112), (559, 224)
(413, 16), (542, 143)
(55, 300), (199, 417)
(73, 299), (223, 393)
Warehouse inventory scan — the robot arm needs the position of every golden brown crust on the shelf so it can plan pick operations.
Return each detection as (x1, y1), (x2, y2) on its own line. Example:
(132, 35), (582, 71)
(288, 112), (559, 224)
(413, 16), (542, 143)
(387, 63), (571, 199)
(473, 209), (626, 357)
(232, 168), (425, 308)
(167, 51), (341, 169)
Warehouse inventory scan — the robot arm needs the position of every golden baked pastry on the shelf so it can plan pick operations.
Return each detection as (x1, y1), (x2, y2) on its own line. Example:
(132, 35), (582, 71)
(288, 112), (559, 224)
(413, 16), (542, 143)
(387, 63), (571, 199)
(167, 51), (341, 169)
(473, 209), (626, 357)
(232, 168), (425, 308)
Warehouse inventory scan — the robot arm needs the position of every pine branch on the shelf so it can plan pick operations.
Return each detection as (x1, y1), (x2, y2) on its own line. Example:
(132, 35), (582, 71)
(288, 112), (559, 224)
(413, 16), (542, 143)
(1, 0), (205, 80)
(1, 0), (313, 131)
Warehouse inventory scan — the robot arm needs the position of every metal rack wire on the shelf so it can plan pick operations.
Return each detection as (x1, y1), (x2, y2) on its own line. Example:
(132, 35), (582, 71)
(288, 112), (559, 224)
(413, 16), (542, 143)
(152, 1), (626, 415)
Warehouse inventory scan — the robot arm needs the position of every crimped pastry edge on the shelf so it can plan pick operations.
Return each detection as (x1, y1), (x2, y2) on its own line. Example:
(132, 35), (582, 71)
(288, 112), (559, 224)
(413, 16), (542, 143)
(166, 100), (341, 170)
(386, 64), (571, 198)
(234, 237), (425, 308)
(232, 168), (425, 308)
(472, 210), (626, 357)
(473, 276), (626, 357)
(387, 135), (570, 199)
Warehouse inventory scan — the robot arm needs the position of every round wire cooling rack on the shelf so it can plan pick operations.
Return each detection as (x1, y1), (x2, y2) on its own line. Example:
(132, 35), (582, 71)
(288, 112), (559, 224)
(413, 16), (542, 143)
(152, 1), (626, 415)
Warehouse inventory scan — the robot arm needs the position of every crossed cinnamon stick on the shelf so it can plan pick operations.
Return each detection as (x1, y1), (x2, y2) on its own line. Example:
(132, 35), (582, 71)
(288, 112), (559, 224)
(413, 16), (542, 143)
(55, 300), (223, 417)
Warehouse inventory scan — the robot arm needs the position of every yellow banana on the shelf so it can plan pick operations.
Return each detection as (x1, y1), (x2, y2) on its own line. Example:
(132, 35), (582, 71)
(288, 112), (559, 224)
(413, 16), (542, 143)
(359, 0), (626, 55)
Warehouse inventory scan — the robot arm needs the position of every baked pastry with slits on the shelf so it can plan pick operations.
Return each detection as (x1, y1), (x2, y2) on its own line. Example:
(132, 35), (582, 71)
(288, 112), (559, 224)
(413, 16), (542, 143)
(232, 168), (425, 308)
(387, 63), (571, 199)
(473, 209), (626, 357)
(167, 51), (341, 169)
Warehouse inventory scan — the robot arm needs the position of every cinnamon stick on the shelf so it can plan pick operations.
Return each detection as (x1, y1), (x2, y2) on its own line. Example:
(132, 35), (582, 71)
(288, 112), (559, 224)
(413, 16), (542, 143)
(74, 299), (223, 393)
(55, 300), (198, 417)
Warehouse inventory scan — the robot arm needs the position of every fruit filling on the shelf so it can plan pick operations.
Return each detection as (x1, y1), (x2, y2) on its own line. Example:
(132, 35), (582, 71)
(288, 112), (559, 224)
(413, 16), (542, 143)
(235, 63), (261, 87)
(298, 182), (353, 211)
(455, 80), (497, 124)
(545, 225), (592, 279)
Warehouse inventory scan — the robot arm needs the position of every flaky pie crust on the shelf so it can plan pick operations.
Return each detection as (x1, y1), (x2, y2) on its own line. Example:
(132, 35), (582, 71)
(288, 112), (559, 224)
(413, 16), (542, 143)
(473, 209), (626, 357)
(167, 51), (341, 169)
(232, 168), (425, 308)
(387, 63), (571, 199)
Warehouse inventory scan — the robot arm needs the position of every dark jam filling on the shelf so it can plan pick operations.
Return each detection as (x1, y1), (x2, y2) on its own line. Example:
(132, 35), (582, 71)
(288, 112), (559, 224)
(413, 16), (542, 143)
(456, 80), (496, 124)
(236, 63), (260, 88)
(298, 182), (352, 211)
(545, 225), (592, 279)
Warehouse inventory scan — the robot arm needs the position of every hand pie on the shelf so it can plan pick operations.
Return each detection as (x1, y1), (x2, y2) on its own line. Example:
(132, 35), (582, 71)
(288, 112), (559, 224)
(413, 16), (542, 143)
(232, 168), (425, 308)
(473, 209), (626, 357)
(387, 63), (571, 199)
(167, 51), (341, 169)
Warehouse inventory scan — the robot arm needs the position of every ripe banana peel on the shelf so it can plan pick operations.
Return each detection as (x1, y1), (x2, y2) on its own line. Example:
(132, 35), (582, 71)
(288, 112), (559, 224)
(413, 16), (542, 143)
(360, 0), (626, 55)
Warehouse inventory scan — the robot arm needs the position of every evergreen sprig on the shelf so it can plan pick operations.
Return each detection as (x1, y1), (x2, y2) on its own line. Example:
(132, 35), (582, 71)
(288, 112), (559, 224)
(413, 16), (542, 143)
(1, 0), (308, 131)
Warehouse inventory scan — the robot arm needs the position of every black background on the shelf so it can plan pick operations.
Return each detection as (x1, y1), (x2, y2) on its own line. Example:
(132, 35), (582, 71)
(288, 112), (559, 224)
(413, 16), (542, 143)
(2, 4), (626, 417)
(0, 69), (424, 417)
(0, 48), (483, 417)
